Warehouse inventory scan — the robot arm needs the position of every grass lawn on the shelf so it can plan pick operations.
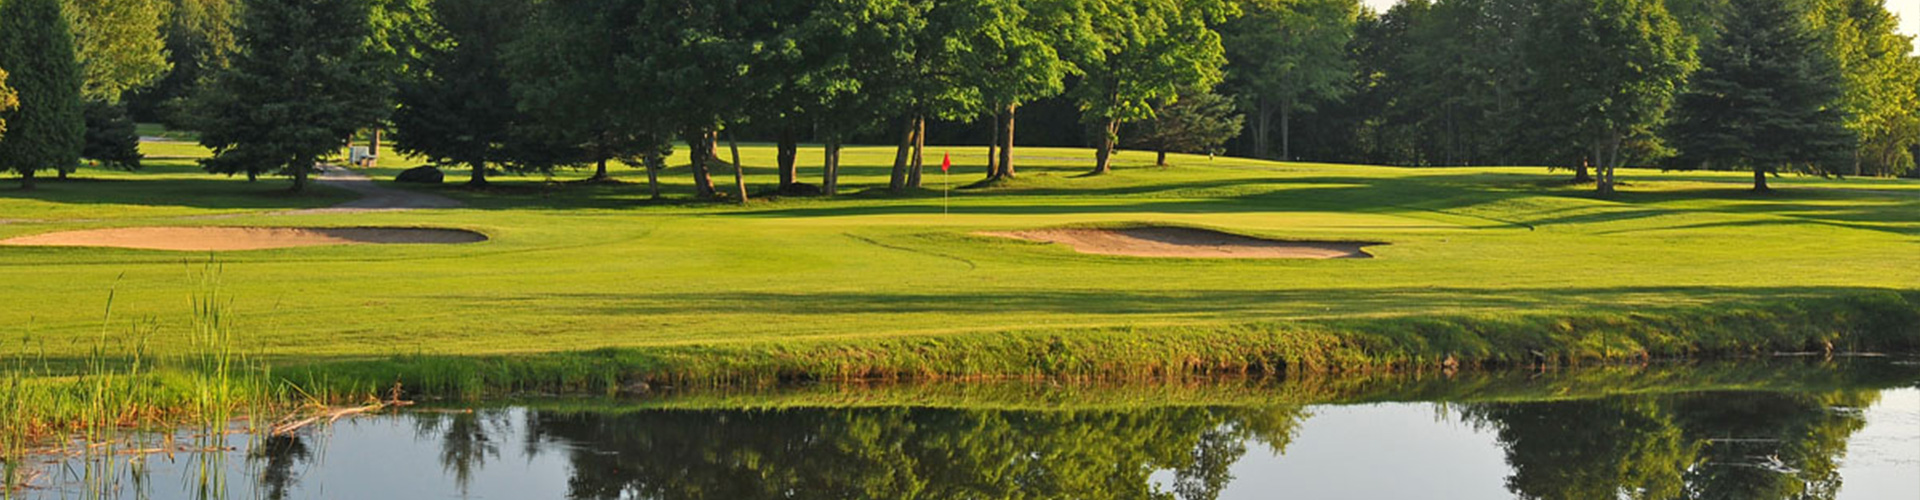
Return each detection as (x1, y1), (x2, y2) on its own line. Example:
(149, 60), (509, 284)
(1, 136), (1916, 385)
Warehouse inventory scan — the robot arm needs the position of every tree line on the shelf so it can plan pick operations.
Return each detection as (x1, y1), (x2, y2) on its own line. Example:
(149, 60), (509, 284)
(0, 0), (1915, 196)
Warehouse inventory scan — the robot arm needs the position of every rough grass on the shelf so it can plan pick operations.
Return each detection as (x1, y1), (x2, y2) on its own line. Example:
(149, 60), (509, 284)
(0, 129), (1916, 404)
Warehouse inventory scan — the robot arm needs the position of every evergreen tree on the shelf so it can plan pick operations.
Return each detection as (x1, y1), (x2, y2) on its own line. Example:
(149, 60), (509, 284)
(0, 0), (85, 190)
(1667, 0), (1855, 191)
(82, 100), (141, 170)
(392, 0), (534, 187)
(194, 0), (390, 191)
(1123, 88), (1244, 165)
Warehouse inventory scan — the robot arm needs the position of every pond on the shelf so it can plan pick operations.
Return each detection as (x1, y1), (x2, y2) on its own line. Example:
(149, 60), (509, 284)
(9, 358), (1919, 499)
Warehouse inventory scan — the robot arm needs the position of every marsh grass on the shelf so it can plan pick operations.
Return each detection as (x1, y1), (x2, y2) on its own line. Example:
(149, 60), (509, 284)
(0, 261), (277, 496)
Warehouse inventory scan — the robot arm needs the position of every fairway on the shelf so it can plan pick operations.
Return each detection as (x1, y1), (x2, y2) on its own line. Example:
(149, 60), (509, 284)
(1, 140), (1916, 363)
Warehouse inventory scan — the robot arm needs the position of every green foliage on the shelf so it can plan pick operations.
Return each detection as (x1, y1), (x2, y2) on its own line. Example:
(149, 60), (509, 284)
(391, 0), (536, 185)
(1221, 0), (1358, 160)
(1526, 0), (1696, 194)
(1123, 88), (1243, 161)
(1667, 0), (1857, 190)
(0, 0), (85, 190)
(124, 0), (238, 126)
(1811, 0), (1920, 177)
(502, 0), (670, 180)
(1063, 0), (1233, 174)
(65, 0), (174, 102)
(193, 0), (391, 190)
(0, 67), (16, 140)
(81, 100), (142, 170)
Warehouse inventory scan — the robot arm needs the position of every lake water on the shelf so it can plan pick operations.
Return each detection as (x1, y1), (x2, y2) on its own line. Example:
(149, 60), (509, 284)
(9, 359), (1919, 499)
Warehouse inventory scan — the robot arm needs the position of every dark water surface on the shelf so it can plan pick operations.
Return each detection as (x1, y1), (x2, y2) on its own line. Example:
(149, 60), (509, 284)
(12, 359), (1920, 499)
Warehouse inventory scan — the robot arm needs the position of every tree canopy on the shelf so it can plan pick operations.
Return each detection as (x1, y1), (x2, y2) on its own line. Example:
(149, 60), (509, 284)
(194, 0), (390, 190)
(66, 0), (174, 103)
(1667, 0), (1856, 191)
(0, 0), (85, 190)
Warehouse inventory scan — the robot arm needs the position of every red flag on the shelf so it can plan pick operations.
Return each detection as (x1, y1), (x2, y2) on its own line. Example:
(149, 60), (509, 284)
(940, 152), (952, 173)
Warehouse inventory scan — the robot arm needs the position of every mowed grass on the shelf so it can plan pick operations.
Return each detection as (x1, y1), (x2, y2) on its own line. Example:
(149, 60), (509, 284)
(1, 138), (1916, 369)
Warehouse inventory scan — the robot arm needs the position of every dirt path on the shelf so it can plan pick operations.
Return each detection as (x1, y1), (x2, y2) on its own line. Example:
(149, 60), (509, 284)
(290, 165), (462, 214)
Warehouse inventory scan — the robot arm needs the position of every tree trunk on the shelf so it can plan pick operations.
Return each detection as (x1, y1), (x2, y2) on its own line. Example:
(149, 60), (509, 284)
(19, 169), (34, 190)
(1280, 100), (1292, 162)
(908, 115), (925, 188)
(889, 116), (915, 192)
(728, 129), (748, 204)
(1253, 97), (1271, 159)
(823, 138), (841, 195)
(292, 158), (310, 193)
(591, 157), (609, 180)
(997, 104), (1017, 179)
(1753, 168), (1770, 192)
(469, 162), (487, 186)
(369, 129), (382, 167)
(688, 131), (716, 198)
(1156, 150), (1167, 167)
(777, 125), (798, 189)
(1091, 118), (1118, 175)
(1592, 142), (1612, 195)
(644, 152), (663, 200)
(986, 108), (1000, 179)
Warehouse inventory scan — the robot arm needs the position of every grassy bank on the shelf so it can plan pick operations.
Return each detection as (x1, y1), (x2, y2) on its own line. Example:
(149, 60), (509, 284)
(287, 288), (1920, 398)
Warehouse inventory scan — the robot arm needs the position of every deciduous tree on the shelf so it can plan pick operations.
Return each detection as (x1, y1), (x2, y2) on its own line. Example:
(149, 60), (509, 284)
(1526, 0), (1695, 195)
(1221, 0), (1357, 161)
(1065, 0), (1232, 175)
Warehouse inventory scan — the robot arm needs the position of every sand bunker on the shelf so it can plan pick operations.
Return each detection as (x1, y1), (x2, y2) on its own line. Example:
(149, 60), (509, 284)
(0, 226), (487, 251)
(981, 227), (1379, 259)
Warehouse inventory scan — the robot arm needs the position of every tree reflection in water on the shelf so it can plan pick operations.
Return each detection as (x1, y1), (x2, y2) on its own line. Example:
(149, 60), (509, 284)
(1464, 390), (1877, 500)
(274, 387), (1883, 500)
(517, 406), (1305, 500)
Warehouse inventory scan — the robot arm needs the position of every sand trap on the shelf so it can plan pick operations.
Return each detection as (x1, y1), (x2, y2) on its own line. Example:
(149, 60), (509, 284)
(0, 226), (487, 251)
(981, 227), (1379, 259)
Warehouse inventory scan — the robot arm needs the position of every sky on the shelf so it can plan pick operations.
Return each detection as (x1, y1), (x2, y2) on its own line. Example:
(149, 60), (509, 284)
(1357, 0), (1920, 45)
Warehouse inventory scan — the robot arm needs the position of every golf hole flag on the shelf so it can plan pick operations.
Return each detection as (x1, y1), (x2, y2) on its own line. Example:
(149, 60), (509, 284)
(941, 152), (952, 173)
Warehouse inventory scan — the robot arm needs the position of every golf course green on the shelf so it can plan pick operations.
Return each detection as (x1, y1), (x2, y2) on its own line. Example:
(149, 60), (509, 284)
(2, 139), (1917, 395)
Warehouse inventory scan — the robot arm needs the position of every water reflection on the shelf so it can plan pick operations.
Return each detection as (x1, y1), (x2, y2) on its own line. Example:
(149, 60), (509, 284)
(13, 362), (1918, 500)
(523, 406), (1304, 500)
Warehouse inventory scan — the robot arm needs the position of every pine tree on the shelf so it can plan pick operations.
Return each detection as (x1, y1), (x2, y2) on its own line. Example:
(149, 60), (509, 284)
(391, 0), (533, 187)
(0, 0), (86, 190)
(82, 100), (142, 170)
(194, 0), (389, 191)
(1124, 88), (1244, 166)
(1667, 0), (1855, 191)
